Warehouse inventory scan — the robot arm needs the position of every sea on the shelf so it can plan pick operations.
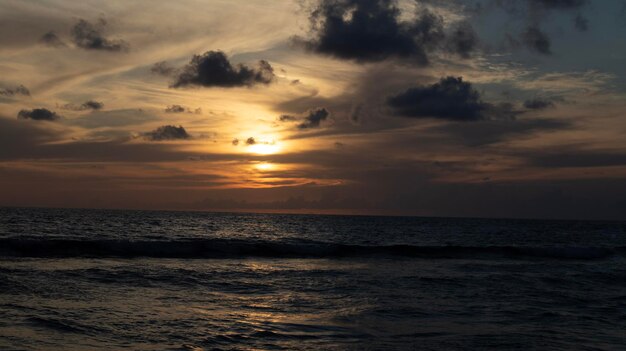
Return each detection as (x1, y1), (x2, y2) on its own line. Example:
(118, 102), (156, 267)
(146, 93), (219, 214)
(1, 207), (625, 350)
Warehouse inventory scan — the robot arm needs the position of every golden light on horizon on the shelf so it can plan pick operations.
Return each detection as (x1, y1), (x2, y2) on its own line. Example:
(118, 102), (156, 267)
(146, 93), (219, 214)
(255, 162), (275, 171)
(248, 142), (281, 155)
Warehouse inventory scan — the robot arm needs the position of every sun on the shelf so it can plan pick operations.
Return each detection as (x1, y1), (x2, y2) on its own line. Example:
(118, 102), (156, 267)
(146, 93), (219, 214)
(248, 143), (281, 155)
(255, 162), (274, 171)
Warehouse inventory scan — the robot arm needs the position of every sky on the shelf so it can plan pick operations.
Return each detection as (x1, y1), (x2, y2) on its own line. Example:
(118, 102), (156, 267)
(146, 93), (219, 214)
(1, 0), (625, 220)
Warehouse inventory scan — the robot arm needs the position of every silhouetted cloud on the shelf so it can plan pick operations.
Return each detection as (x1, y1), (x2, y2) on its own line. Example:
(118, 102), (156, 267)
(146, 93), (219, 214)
(144, 125), (190, 141)
(232, 138), (240, 146)
(165, 105), (186, 113)
(295, 0), (452, 64)
(529, 0), (586, 10)
(0, 85), (30, 96)
(40, 31), (66, 47)
(278, 107), (330, 129)
(279, 114), (298, 122)
(298, 108), (330, 129)
(524, 98), (555, 109)
(17, 108), (59, 121)
(163, 105), (201, 114)
(528, 150), (626, 168)
(61, 100), (104, 111)
(446, 22), (479, 58)
(387, 77), (513, 121)
(151, 61), (176, 76)
(487, 0), (588, 54)
(522, 26), (551, 54)
(245, 137), (256, 145)
(71, 19), (129, 52)
(82, 100), (104, 110)
(171, 51), (274, 88)
(433, 118), (570, 146)
(280, 108), (330, 129)
(574, 14), (588, 31)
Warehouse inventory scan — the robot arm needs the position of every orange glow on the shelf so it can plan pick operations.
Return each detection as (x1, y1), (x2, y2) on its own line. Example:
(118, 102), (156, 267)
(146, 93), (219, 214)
(248, 142), (281, 155)
(255, 162), (274, 171)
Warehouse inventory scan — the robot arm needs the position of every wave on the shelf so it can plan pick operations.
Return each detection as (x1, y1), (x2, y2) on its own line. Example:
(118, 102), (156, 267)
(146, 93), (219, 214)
(0, 237), (624, 260)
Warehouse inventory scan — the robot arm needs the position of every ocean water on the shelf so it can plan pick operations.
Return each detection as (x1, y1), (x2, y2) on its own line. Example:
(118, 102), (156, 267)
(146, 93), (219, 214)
(1, 207), (625, 350)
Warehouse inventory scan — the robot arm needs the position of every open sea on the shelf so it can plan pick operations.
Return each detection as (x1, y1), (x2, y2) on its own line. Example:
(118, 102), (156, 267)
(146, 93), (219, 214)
(1, 207), (625, 350)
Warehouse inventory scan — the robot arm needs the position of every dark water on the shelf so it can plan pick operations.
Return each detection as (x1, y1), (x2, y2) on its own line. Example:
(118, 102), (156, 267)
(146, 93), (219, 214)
(1, 207), (625, 350)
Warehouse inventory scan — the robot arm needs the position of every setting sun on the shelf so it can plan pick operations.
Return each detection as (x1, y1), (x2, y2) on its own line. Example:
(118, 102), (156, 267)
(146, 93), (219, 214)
(248, 142), (281, 155)
(255, 162), (274, 171)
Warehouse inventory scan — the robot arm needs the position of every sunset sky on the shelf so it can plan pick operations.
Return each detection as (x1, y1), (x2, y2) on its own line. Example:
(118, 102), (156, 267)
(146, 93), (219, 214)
(1, 0), (625, 219)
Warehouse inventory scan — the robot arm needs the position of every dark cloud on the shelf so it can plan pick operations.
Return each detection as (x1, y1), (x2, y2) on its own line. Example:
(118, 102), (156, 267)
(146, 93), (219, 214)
(522, 26), (551, 54)
(524, 98), (555, 110)
(144, 125), (191, 141)
(295, 0), (452, 64)
(71, 19), (129, 52)
(528, 0), (586, 10)
(528, 150), (626, 168)
(279, 115), (299, 122)
(171, 51), (274, 88)
(487, 0), (588, 54)
(17, 108), (60, 121)
(82, 100), (104, 110)
(280, 108), (331, 129)
(151, 61), (176, 76)
(163, 105), (201, 114)
(298, 108), (330, 129)
(446, 22), (479, 58)
(68, 108), (153, 128)
(237, 137), (275, 147)
(61, 100), (104, 111)
(165, 105), (186, 113)
(40, 31), (66, 47)
(433, 118), (570, 146)
(0, 85), (30, 97)
(574, 14), (588, 31)
(387, 77), (504, 121)
(0, 117), (222, 164)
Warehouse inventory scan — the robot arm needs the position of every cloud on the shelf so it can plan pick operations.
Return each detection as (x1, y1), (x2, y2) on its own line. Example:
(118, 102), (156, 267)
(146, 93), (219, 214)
(151, 61), (176, 76)
(387, 77), (515, 121)
(294, 0), (456, 64)
(433, 118), (570, 146)
(529, 0), (586, 10)
(163, 105), (201, 114)
(279, 108), (331, 129)
(165, 105), (186, 113)
(0, 85), (30, 97)
(144, 125), (191, 141)
(487, 0), (588, 54)
(17, 108), (60, 121)
(68, 109), (154, 128)
(61, 100), (104, 111)
(522, 26), (551, 54)
(232, 137), (274, 147)
(279, 115), (298, 122)
(574, 14), (588, 31)
(171, 51), (274, 88)
(523, 98), (555, 109)
(40, 31), (67, 47)
(446, 22), (479, 59)
(71, 18), (129, 52)
(528, 149), (626, 168)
